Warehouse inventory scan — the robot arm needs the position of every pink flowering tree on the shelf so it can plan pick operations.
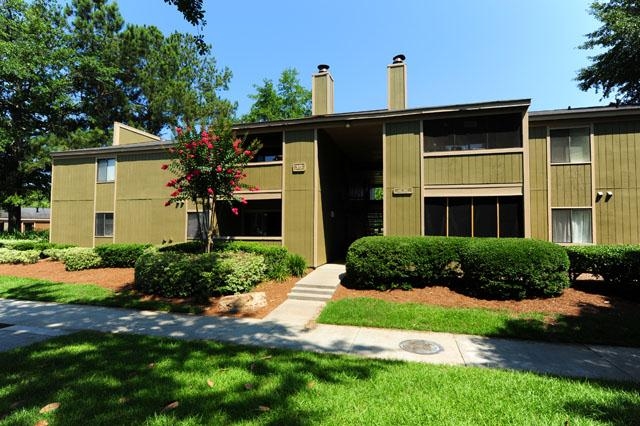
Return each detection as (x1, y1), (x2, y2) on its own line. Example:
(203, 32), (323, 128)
(162, 123), (261, 252)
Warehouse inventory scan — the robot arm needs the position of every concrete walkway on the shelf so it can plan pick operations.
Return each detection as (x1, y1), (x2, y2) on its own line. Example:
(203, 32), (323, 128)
(1, 264), (640, 383)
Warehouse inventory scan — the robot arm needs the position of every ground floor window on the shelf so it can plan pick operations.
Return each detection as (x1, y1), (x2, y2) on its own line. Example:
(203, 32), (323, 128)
(95, 213), (114, 237)
(187, 211), (208, 240)
(425, 196), (523, 238)
(217, 199), (282, 237)
(552, 208), (592, 243)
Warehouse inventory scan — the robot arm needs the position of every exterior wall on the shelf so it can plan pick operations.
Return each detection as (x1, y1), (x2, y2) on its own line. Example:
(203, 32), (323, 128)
(283, 129), (316, 265)
(387, 63), (407, 110)
(50, 157), (95, 246)
(550, 165), (592, 207)
(115, 151), (185, 244)
(424, 152), (523, 185)
(114, 123), (160, 146)
(243, 163), (283, 190)
(384, 121), (422, 236)
(528, 126), (549, 240)
(594, 120), (640, 244)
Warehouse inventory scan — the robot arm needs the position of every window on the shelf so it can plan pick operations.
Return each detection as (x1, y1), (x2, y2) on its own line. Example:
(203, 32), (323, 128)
(424, 114), (522, 153)
(248, 132), (283, 162)
(187, 212), (208, 240)
(552, 209), (592, 243)
(95, 213), (114, 237)
(424, 196), (523, 238)
(550, 128), (590, 164)
(97, 158), (115, 182)
(217, 199), (282, 237)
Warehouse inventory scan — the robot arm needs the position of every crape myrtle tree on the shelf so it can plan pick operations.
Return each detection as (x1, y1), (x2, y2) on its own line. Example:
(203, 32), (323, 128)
(577, 0), (640, 103)
(162, 122), (261, 252)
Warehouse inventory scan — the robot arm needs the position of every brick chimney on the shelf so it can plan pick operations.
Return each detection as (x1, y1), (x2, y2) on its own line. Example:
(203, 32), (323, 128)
(387, 54), (407, 110)
(312, 64), (334, 115)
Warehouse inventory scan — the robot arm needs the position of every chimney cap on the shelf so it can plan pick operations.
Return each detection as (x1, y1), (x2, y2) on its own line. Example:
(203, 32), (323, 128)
(317, 64), (330, 73)
(392, 54), (406, 64)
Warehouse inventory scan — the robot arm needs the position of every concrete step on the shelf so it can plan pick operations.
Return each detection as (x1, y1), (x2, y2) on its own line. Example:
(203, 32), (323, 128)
(287, 293), (333, 302)
(293, 283), (340, 291)
(289, 287), (334, 295)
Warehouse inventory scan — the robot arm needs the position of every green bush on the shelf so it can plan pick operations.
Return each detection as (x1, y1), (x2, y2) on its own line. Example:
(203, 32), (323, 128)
(217, 241), (290, 281)
(286, 253), (307, 277)
(0, 229), (48, 241)
(158, 241), (205, 254)
(345, 236), (467, 290)
(460, 238), (570, 300)
(0, 248), (40, 264)
(215, 252), (266, 294)
(62, 247), (103, 271)
(42, 247), (72, 261)
(566, 244), (640, 292)
(134, 252), (206, 298)
(94, 243), (152, 268)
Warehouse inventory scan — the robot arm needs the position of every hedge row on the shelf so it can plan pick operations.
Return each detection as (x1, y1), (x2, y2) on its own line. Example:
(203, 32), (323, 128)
(160, 240), (306, 279)
(345, 236), (570, 300)
(565, 245), (640, 289)
(134, 251), (267, 298)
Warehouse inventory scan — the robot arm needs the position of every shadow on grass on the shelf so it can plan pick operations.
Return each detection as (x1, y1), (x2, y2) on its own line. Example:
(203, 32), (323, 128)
(0, 280), (204, 314)
(0, 332), (387, 425)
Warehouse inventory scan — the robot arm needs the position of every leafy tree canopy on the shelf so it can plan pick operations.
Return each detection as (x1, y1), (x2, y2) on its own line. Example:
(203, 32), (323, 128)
(241, 68), (311, 123)
(0, 0), (234, 231)
(577, 0), (640, 104)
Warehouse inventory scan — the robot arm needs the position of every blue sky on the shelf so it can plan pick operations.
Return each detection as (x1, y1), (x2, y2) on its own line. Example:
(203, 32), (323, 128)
(116, 0), (608, 116)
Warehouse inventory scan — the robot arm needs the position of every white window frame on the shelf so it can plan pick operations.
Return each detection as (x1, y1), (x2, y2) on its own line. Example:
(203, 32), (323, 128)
(551, 208), (592, 244)
(549, 127), (591, 165)
(97, 158), (116, 182)
(95, 212), (114, 237)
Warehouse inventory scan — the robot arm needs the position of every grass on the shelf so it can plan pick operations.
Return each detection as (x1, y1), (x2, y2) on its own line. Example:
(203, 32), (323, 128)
(0, 276), (203, 314)
(0, 332), (638, 425)
(317, 297), (640, 347)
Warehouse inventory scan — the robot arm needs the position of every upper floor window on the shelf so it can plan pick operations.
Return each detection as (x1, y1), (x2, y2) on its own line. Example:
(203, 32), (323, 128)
(247, 132), (283, 163)
(550, 128), (590, 164)
(424, 114), (522, 153)
(97, 158), (115, 182)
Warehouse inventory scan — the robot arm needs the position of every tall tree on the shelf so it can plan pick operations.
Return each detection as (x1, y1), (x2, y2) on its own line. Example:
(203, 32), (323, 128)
(242, 68), (311, 123)
(0, 0), (74, 230)
(0, 0), (234, 231)
(577, 0), (640, 104)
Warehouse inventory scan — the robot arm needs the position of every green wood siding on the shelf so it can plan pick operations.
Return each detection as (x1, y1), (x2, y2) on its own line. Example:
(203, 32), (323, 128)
(244, 163), (282, 190)
(595, 121), (640, 244)
(424, 153), (523, 185)
(50, 158), (95, 246)
(95, 182), (114, 212)
(118, 127), (156, 145)
(385, 121), (421, 235)
(115, 151), (183, 244)
(283, 130), (316, 265)
(388, 64), (406, 110)
(550, 164), (592, 207)
(528, 126), (548, 240)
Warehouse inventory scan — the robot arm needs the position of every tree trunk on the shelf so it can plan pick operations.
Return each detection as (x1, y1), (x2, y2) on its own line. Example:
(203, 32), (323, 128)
(206, 197), (219, 253)
(7, 205), (21, 233)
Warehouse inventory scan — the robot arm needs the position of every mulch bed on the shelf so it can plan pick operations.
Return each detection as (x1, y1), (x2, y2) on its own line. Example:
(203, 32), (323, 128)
(0, 259), (296, 319)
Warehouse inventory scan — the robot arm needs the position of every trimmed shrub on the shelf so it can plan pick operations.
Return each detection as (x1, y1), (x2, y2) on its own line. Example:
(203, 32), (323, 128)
(94, 243), (153, 268)
(42, 247), (72, 261)
(286, 253), (307, 277)
(158, 241), (205, 254)
(217, 241), (290, 281)
(566, 244), (640, 291)
(62, 247), (103, 271)
(345, 236), (467, 290)
(0, 248), (40, 264)
(214, 252), (266, 294)
(460, 238), (570, 300)
(134, 252), (208, 298)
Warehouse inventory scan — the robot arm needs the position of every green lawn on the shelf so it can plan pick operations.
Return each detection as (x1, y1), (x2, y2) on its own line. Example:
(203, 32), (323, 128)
(317, 297), (640, 347)
(0, 332), (638, 425)
(0, 276), (203, 314)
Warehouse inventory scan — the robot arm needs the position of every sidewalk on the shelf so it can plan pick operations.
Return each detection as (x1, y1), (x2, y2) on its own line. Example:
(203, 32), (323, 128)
(1, 296), (639, 383)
